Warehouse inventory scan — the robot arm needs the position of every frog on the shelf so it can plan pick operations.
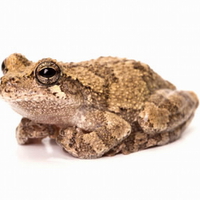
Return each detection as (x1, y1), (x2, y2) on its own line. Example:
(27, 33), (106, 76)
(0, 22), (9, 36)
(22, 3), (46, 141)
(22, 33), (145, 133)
(0, 53), (198, 159)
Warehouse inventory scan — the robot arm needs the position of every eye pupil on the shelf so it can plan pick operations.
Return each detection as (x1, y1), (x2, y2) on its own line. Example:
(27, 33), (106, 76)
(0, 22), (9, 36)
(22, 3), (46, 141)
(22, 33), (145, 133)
(39, 68), (56, 78)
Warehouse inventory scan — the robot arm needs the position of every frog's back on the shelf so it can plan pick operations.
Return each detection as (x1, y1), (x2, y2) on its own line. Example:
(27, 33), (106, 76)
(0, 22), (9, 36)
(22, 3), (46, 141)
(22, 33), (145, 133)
(64, 57), (175, 115)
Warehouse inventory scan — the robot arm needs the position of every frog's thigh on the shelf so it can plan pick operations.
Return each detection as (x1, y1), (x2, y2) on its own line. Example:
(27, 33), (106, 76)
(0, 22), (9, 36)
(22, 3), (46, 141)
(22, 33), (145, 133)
(110, 112), (194, 156)
(145, 113), (194, 149)
(156, 113), (194, 146)
(56, 111), (131, 159)
(138, 89), (198, 135)
(16, 118), (52, 144)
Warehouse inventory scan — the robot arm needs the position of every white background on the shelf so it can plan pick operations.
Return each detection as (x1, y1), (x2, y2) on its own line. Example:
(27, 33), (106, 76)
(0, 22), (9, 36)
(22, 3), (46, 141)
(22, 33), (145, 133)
(0, 0), (200, 200)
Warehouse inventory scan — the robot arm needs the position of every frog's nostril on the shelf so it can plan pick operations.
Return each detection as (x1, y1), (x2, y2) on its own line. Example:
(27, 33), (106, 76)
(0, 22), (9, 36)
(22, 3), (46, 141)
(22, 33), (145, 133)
(1, 61), (6, 74)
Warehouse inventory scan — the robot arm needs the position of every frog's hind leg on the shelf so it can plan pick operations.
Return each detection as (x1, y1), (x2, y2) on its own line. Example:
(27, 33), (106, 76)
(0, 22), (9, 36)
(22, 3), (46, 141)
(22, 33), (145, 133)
(138, 89), (198, 135)
(154, 113), (194, 147)
(16, 118), (54, 144)
(106, 113), (194, 156)
(144, 113), (194, 150)
(106, 89), (198, 156)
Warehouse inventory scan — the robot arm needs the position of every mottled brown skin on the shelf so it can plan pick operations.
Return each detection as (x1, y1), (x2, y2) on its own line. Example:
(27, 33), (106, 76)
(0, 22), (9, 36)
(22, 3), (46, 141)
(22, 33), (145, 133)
(0, 54), (198, 158)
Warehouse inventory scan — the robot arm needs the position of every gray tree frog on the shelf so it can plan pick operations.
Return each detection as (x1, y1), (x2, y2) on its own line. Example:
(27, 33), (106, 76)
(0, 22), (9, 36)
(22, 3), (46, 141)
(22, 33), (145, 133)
(0, 54), (198, 158)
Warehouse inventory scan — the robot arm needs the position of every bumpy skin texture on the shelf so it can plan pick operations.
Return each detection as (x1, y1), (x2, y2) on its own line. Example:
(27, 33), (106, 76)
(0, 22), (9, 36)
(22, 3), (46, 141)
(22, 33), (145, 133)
(0, 54), (198, 158)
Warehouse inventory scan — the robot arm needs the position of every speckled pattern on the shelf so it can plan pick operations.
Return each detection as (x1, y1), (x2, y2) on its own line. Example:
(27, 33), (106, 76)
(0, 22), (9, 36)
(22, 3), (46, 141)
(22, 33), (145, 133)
(0, 53), (198, 158)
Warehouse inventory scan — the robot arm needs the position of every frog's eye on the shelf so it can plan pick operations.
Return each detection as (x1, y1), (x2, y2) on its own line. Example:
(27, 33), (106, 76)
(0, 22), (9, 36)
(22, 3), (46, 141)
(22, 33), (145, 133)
(35, 61), (61, 86)
(1, 61), (7, 74)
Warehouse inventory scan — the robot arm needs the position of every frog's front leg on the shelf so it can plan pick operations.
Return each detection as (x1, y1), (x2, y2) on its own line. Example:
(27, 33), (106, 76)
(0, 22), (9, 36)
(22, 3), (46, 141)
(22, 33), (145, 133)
(16, 118), (54, 144)
(56, 110), (131, 159)
(138, 89), (199, 135)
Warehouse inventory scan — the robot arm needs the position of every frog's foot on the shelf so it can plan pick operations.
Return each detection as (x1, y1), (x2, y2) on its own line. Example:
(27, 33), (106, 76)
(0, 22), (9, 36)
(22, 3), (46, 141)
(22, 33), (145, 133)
(56, 125), (131, 159)
(56, 110), (131, 159)
(16, 118), (54, 144)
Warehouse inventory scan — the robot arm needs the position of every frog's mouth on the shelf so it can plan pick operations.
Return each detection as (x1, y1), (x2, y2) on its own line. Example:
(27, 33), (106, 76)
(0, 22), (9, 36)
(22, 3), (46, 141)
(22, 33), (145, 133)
(1, 90), (71, 105)
(0, 86), (42, 102)
(0, 81), (68, 101)
(0, 84), (78, 115)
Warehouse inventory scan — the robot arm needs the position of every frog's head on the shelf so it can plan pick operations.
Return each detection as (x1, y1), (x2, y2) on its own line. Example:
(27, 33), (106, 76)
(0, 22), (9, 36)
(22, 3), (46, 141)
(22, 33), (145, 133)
(0, 53), (62, 100)
(0, 53), (81, 123)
